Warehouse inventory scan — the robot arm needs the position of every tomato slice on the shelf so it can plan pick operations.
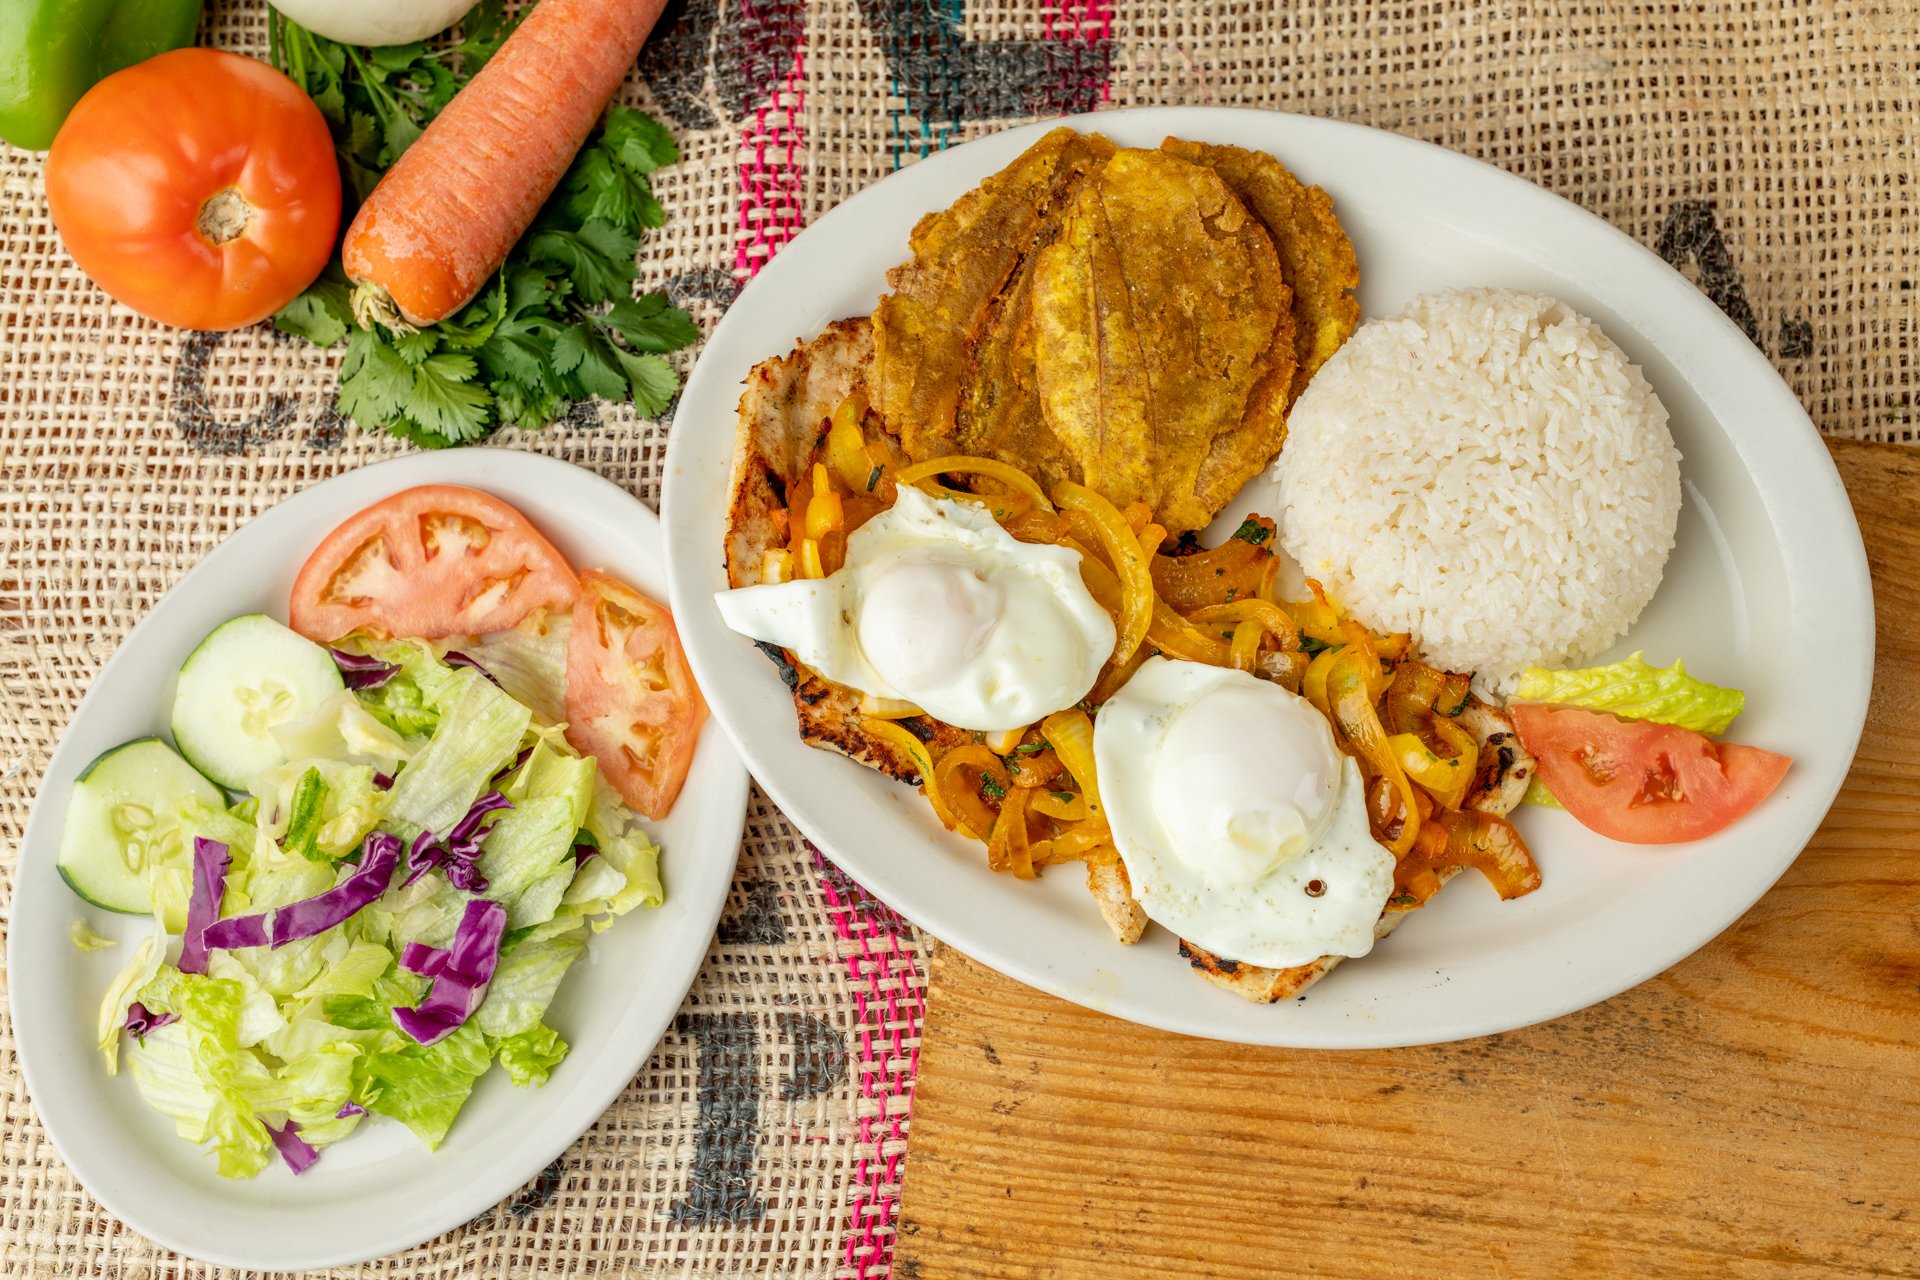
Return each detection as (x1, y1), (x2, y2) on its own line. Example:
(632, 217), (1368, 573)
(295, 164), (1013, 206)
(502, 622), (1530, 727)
(565, 569), (707, 820)
(291, 486), (579, 642)
(1510, 704), (1791, 845)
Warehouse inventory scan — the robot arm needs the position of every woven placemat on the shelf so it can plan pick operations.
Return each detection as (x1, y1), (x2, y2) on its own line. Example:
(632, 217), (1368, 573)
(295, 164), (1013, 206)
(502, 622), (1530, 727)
(1, 1), (1911, 1276)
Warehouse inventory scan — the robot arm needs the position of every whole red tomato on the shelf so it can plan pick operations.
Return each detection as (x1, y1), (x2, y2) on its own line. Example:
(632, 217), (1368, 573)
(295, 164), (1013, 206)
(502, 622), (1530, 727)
(45, 48), (340, 331)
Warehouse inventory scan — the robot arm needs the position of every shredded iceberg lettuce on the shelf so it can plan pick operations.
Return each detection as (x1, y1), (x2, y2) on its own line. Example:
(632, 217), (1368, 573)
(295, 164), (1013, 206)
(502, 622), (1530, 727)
(91, 617), (673, 1177)
(458, 614), (572, 727)
(492, 1023), (569, 1089)
(384, 669), (531, 836)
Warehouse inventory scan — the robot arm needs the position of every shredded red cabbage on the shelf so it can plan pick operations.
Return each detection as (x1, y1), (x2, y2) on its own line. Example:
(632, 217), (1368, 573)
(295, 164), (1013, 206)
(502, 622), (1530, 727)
(202, 832), (401, 952)
(178, 838), (231, 975)
(122, 1002), (178, 1042)
(401, 791), (511, 892)
(399, 941), (449, 977)
(329, 648), (398, 690)
(335, 1101), (367, 1119)
(443, 651), (502, 688)
(392, 898), (507, 1047)
(373, 771), (395, 790)
(267, 1121), (319, 1175)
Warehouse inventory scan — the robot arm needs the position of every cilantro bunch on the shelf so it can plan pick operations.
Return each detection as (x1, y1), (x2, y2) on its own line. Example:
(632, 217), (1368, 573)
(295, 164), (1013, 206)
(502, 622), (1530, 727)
(269, 6), (698, 448)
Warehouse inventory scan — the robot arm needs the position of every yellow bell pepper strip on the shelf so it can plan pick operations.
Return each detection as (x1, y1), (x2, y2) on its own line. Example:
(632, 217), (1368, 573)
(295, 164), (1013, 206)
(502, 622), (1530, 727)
(861, 719), (958, 832)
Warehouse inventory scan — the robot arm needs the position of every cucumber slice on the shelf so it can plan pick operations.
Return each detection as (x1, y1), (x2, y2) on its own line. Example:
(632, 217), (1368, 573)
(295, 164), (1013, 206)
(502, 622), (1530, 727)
(170, 614), (345, 790)
(57, 738), (224, 914)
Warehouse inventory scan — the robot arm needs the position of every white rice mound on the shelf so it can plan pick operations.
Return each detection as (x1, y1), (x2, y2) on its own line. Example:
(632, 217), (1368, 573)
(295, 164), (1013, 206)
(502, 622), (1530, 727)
(1274, 288), (1680, 690)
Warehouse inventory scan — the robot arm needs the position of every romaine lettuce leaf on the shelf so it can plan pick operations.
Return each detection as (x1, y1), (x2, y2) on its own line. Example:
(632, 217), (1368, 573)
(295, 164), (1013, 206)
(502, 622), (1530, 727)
(363, 1020), (491, 1149)
(492, 1023), (569, 1088)
(501, 733), (597, 832)
(151, 801), (260, 934)
(1513, 652), (1745, 736)
(205, 954), (289, 1048)
(289, 939), (395, 1002)
(254, 761), (389, 862)
(246, 1040), (363, 1134)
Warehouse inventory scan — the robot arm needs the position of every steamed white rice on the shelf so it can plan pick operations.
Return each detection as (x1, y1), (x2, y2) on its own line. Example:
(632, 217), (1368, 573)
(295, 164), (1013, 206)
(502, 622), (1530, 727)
(1274, 288), (1680, 690)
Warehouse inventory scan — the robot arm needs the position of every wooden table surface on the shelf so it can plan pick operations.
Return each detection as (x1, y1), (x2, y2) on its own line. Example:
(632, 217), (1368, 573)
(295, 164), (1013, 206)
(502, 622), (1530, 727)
(894, 439), (1920, 1280)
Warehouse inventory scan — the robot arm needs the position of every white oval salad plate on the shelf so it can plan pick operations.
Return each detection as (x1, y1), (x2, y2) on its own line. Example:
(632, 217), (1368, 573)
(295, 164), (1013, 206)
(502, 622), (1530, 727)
(10, 449), (748, 1270)
(661, 107), (1873, 1049)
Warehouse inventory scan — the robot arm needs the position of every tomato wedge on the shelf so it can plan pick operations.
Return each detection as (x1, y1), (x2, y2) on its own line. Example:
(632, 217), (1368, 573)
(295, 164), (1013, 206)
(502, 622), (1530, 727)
(565, 569), (706, 819)
(1511, 704), (1791, 845)
(291, 486), (579, 641)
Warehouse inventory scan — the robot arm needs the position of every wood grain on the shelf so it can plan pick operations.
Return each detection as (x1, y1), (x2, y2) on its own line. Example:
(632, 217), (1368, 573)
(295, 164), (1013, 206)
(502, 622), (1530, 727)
(895, 439), (1920, 1280)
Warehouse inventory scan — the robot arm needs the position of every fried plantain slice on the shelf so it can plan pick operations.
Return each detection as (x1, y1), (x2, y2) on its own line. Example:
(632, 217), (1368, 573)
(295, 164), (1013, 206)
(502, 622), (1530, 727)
(870, 127), (1115, 461)
(1160, 137), (1360, 405)
(1032, 148), (1289, 532)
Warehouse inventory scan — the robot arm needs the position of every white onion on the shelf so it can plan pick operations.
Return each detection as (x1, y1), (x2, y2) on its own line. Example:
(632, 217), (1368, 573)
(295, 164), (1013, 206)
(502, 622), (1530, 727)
(269, 0), (476, 46)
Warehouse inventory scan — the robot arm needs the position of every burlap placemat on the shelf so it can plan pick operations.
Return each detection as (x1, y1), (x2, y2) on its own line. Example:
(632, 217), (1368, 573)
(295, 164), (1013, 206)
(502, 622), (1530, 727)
(1, 1), (1911, 1276)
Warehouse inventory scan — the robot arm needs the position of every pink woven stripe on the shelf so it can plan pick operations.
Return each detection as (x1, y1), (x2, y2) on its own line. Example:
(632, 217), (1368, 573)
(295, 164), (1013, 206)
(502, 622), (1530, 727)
(1044, 0), (1115, 103)
(737, 1), (809, 279)
(813, 846), (923, 1279)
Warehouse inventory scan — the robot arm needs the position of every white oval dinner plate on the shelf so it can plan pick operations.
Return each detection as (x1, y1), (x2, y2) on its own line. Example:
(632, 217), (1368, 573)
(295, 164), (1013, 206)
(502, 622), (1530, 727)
(10, 450), (749, 1269)
(660, 107), (1872, 1049)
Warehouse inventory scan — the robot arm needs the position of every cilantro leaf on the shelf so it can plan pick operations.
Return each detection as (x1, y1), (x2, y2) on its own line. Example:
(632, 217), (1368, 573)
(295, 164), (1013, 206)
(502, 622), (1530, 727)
(603, 296), (698, 353)
(457, 0), (518, 75)
(1231, 518), (1273, 545)
(404, 353), (493, 442)
(270, 16), (695, 447)
(368, 41), (428, 72)
(612, 349), (678, 417)
(527, 221), (638, 306)
(338, 329), (492, 447)
(562, 147), (663, 230)
(390, 328), (440, 366)
(552, 324), (628, 402)
(602, 107), (678, 176)
(338, 329), (413, 425)
(273, 273), (353, 347)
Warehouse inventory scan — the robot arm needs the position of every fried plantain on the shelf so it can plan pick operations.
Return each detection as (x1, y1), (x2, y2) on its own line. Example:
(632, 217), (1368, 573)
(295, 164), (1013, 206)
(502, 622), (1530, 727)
(1161, 137), (1360, 405)
(1032, 148), (1290, 532)
(869, 127), (1115, 462)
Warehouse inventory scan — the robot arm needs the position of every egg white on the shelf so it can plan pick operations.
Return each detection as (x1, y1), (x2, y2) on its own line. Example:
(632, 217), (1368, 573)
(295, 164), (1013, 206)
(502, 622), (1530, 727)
(714, 487), (1115, 732)
(1094, 657), (1396, 968)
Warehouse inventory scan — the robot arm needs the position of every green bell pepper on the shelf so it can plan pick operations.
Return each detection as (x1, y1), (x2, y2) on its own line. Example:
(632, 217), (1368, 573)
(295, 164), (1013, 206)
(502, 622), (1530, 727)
(0, 0), (203, 151)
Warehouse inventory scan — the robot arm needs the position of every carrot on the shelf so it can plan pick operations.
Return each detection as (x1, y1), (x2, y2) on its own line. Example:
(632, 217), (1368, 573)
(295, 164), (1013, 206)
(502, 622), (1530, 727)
(341, 0), (669, 327)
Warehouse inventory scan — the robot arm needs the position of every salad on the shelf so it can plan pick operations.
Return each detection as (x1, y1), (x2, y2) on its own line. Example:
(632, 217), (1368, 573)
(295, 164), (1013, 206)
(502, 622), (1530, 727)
(59, 485), (705, 1178)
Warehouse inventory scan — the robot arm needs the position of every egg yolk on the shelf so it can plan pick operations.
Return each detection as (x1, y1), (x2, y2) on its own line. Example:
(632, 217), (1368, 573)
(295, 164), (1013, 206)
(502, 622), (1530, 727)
(856, 556), (1004, 692)
(1148, 682), (1341, 890)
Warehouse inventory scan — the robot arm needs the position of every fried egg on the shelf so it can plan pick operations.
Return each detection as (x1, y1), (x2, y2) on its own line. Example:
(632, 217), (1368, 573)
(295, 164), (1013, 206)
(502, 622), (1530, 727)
(1094, 657), (1395, 967)
(715, 486), (1116, 733)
